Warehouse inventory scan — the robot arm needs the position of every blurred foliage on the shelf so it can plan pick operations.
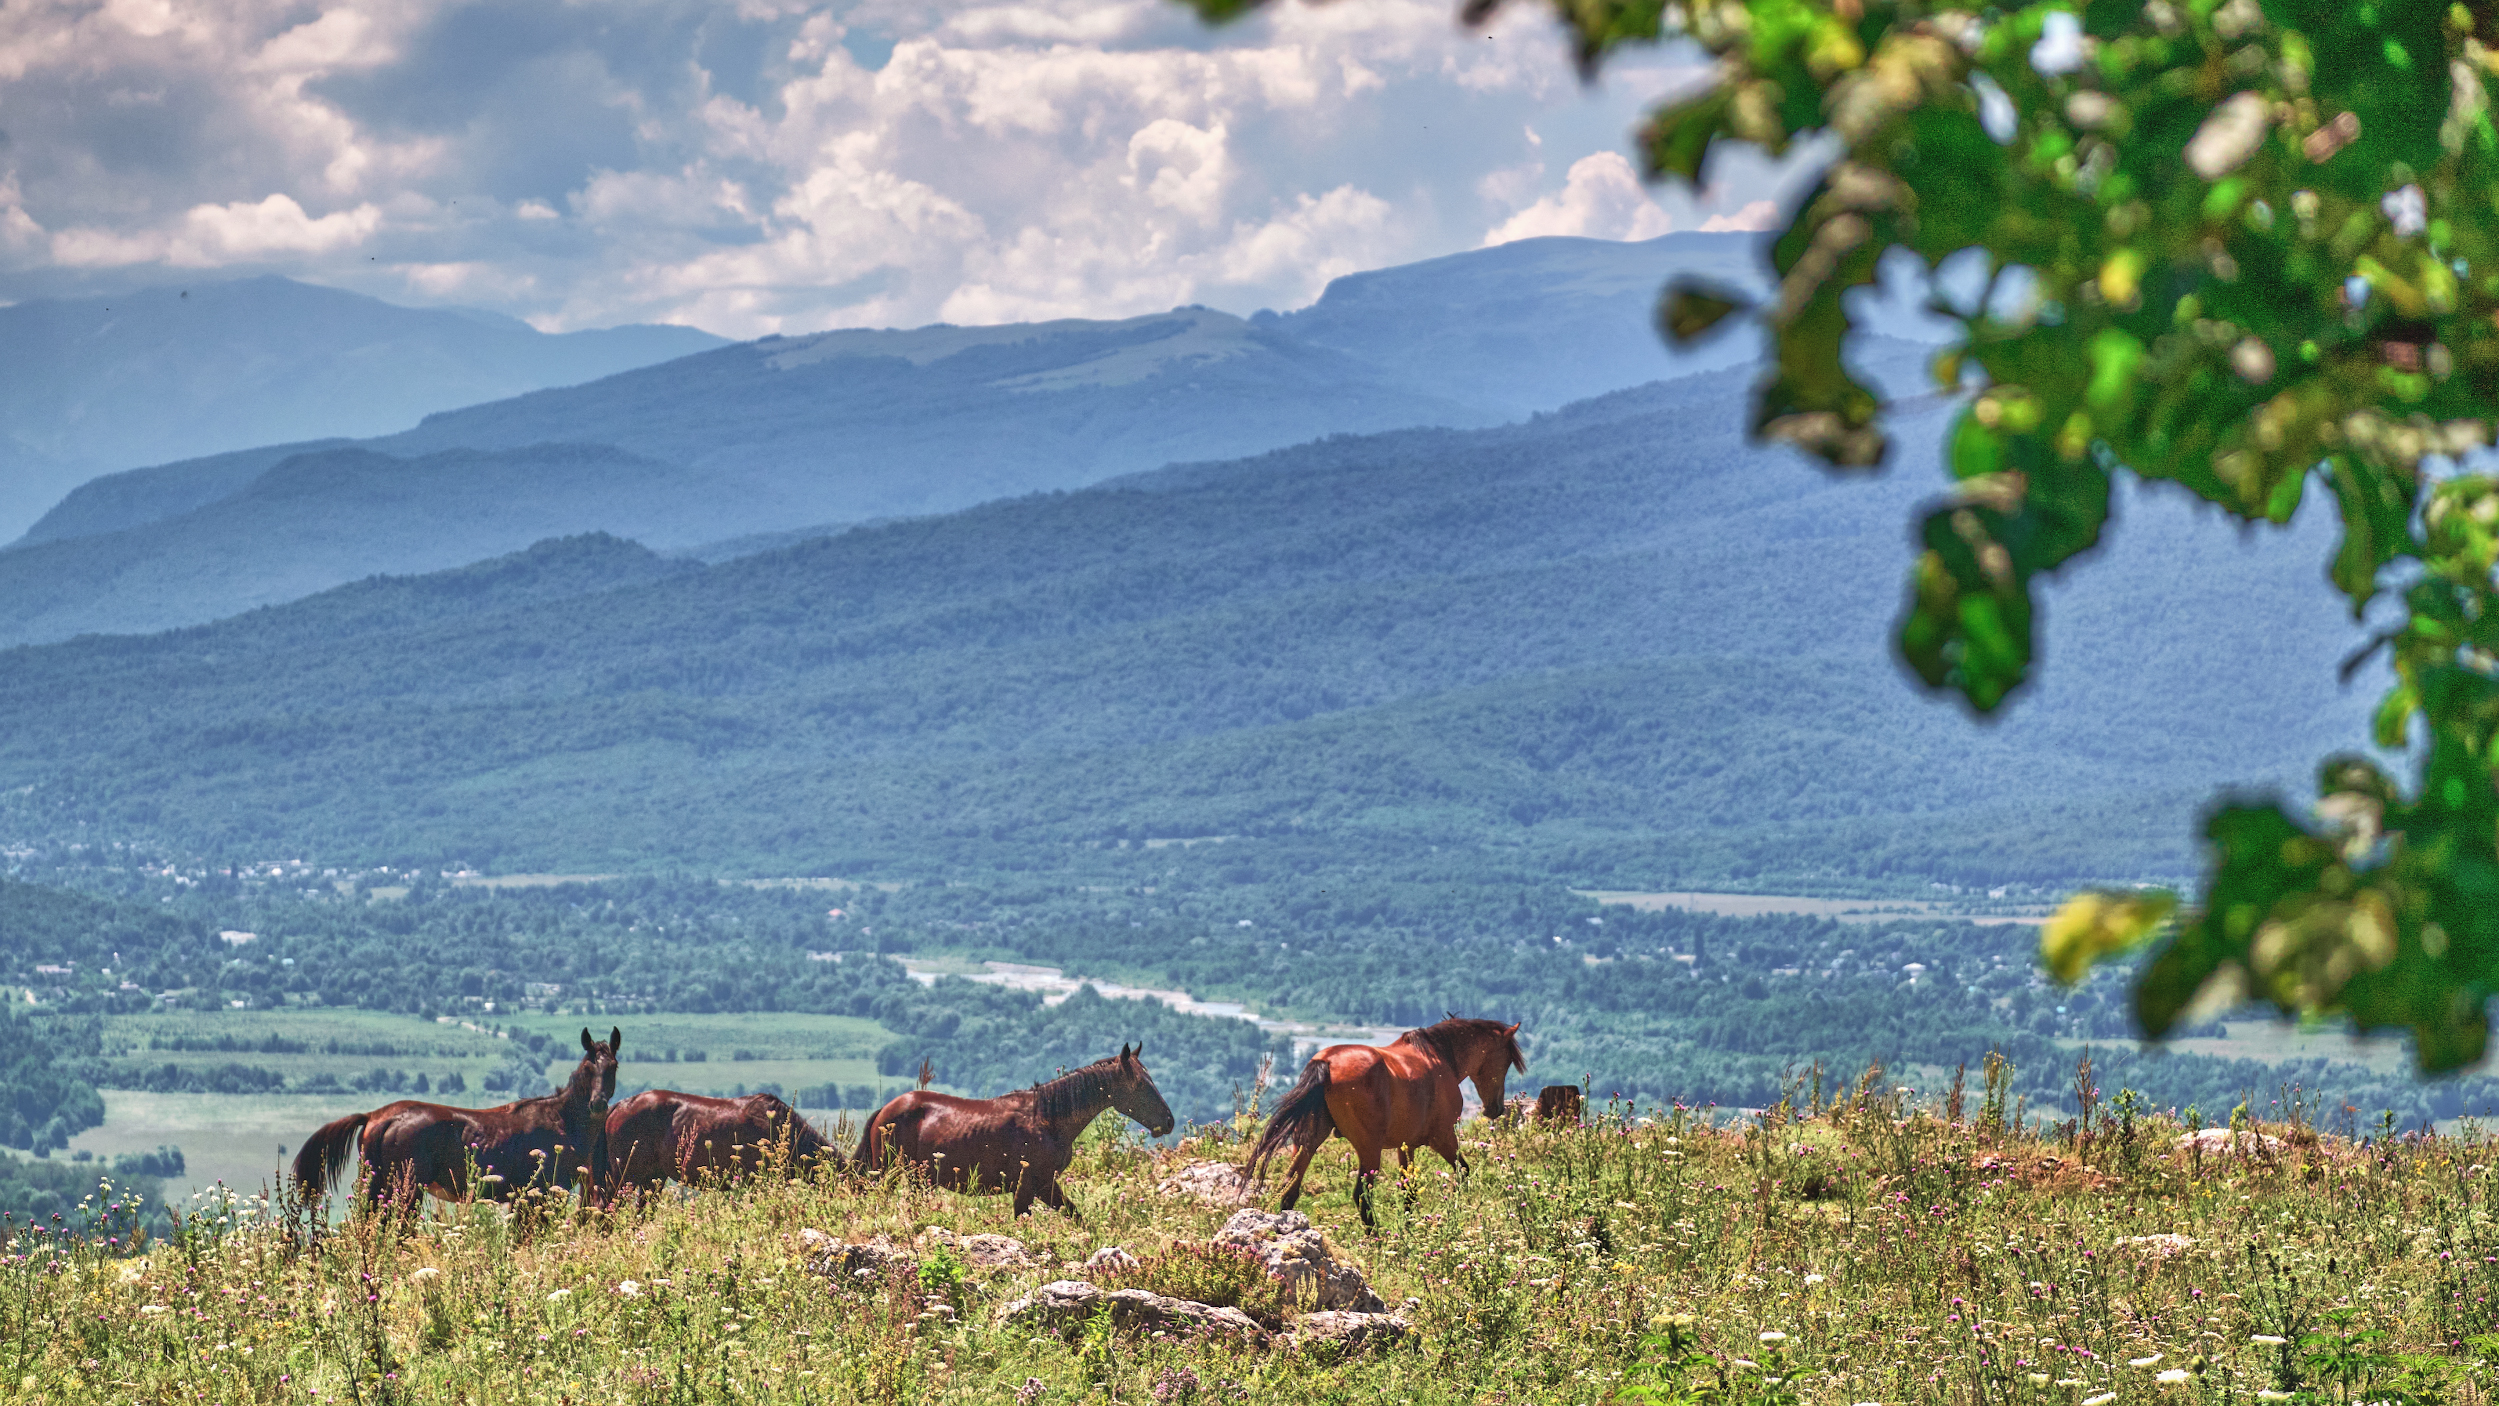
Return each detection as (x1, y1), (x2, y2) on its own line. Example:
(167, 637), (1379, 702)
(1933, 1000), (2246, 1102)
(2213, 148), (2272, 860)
(1171, 0), (2499, 1070)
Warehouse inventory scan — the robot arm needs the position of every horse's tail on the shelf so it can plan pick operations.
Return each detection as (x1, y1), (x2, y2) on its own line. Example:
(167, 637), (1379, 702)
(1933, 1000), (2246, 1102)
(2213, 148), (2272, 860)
(852, 1103), (889, 1170)
(292, 1111), (369, 1201)
(755, 1094), (842, 1172)
(1246, 1060), (1333, 1182)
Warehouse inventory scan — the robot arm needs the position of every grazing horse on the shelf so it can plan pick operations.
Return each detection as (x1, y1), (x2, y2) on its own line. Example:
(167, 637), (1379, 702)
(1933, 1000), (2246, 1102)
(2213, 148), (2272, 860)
(292, 1027), (622, 1213)
(1246, 1015), (1524, 1228)
(603, 1090), (839, 1202)
(854, 1043), (1175, 1217)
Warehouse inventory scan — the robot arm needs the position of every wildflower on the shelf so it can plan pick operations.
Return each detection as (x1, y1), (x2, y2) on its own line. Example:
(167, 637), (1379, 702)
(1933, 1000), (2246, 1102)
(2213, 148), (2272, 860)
(1014, 1379), (1047, 1406)
(410, 1267), (439, 1282)
(2129, 1355), (2162, 1368)
(2156, 1369), (2190, 1384)
(137, 1305), (169, 1316)
(546, 1289), (572, 1302)
(1804, 1273), (1826, 1286)
(617, 1280), (643, 1297)
(2084, 1395), (2118, 1406)
(1759, 1331), (1787, 1344)
(1731, 1359), (1760, 1371)
(2250, 1334), (2287, 1346)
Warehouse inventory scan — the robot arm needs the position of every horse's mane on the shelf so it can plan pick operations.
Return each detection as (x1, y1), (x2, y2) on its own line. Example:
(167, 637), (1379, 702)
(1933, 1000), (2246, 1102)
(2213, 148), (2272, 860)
(1406, 1016), (1522, 1071)
(1026, 1056), (1127, 1121)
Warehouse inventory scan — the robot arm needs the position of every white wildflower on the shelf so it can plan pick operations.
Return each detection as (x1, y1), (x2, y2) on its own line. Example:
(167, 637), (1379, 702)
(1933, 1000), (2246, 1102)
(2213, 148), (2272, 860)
(617, 1280), (643, 1297)
(2157, 1369), (2191, 1384)
(2130, 1354), (2163, 1368)
(1804, 1273), (1826, 1287)
(2251, 1334), (2288, 1346)
(546, 1289), (572, 1302)
(410, 1267), (439, 1282)
(1759, 1331), (1787, 1344)
(2085, 1395), (2119, 1406)
(137, 1305), (169, 1316)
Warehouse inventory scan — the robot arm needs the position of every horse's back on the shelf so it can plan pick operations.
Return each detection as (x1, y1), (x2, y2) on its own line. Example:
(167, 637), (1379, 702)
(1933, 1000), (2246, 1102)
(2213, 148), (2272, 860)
(1318, 1039), (1460, 1147)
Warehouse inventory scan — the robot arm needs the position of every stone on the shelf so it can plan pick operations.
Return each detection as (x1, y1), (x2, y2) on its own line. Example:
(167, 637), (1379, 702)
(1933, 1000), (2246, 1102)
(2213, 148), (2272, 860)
(1155, 1160), (1254, 1206)
(2175, 1128), (2283, 1155)
(1213, 1209), (1383, 1313)
(805, 1235), (917, 1287)
(1086, 1245), (1140, 1272)
(921, 1227), (1038, 1270)
(999, 1280), (1268, 1346)
(795, 1228), (835, 1253)
(1288, 1310), (1412, 1355)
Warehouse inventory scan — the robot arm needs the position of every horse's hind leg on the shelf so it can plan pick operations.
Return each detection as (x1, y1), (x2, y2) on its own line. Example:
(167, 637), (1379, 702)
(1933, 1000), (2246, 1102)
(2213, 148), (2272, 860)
(1352, 1147), (1385, 1231)
(1276, 1139), (1323, 1212)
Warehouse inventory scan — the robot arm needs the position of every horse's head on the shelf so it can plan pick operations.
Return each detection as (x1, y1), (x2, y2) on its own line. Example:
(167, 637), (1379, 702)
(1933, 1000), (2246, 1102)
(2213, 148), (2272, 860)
(1443, 1013), (1525, 1115)
(571, 1026), (622, 1118)
(1109, 1043), (1176, 1138)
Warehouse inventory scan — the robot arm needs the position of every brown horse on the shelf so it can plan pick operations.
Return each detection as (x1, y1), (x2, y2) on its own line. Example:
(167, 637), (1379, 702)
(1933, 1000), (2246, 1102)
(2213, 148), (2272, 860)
(603, 1090), (839, 1202)
(1246, 1015), (1523, 1228)
(854, 1043), (1175, 1217)
(293, 1027), (621, 1212)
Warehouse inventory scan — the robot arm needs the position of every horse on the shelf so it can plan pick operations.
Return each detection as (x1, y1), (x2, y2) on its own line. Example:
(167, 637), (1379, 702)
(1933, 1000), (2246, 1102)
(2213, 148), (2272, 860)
(603, 1090), (840, 1202)
(853, 1043), (1175, 1217)
(1245, 1014), (1523, 1228)
(292, 1027), (622, 1213)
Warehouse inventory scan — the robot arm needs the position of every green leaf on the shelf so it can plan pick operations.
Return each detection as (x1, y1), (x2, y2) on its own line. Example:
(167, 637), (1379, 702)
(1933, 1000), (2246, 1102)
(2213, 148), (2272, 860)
(1639, 87), (1731, 184)
(1658, 280), (1752, 346)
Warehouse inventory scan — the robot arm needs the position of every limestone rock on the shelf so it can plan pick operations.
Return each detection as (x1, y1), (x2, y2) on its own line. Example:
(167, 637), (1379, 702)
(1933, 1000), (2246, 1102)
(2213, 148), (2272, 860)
(1086, 1245), (1140, 1272)
(1288, 1310), (1412, 1355)
(1156, 1160), (1254, 1206)
(795, 1228), (835, 1253)
(1213, 1209), (1383, 1312)
(2175, 1127), (2283, 1155)
(1000, 1280), (1267, 1345)
(921, 1227), (1039, 1270)
(805, 1235), (917, 1287)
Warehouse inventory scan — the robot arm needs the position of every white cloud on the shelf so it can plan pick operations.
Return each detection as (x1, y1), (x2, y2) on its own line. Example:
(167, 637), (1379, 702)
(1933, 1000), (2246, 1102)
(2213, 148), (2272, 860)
(0, 0), (1794, 335)
(1700, 199), (1779, 232)
(1481, 152), (1672, 246)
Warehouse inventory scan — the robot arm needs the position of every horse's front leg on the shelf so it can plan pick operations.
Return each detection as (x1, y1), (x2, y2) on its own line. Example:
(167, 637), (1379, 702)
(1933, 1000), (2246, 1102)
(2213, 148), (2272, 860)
(1031, 1176), (1082, 1220)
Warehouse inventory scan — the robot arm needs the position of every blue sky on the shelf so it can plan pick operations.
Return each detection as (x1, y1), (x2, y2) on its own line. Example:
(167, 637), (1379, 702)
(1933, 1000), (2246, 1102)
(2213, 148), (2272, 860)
(0, 0), (1799, 337)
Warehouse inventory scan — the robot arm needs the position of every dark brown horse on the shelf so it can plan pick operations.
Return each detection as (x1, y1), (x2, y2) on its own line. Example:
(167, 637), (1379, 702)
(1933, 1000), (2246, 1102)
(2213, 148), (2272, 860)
(854, 1043), (1175, 1217)
(293, 1027), (621, 1212)
(603, 1090), (839, 1202)
(1246, 1015), (1523, 1227)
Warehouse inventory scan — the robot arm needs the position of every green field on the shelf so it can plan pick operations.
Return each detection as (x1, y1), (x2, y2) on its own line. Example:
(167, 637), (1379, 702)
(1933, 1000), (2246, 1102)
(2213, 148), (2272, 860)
(62, 1090), (370, 1203)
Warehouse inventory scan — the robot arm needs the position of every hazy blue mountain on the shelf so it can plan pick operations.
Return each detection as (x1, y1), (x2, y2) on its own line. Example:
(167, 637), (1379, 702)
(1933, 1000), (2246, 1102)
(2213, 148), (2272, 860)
(1267, 232), (1767, 415)
(0, 235), (1790, 644)
(0, 356), (2369, 887)
(0, 277), (725, 542)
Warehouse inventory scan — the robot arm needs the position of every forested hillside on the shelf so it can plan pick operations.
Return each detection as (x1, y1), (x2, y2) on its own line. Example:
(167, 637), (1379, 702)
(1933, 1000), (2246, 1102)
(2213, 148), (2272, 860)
(0, 352), (2365, 888)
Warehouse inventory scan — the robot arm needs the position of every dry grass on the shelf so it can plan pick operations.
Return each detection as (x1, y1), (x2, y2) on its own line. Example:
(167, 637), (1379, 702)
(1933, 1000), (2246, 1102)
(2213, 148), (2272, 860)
(14, 1080), (2499, 1404)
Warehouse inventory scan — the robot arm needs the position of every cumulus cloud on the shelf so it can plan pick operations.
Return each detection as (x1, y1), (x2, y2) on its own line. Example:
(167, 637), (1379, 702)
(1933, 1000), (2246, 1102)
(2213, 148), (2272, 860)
(0, 0), (1795, 336)
(1480, 152), (1672, 245)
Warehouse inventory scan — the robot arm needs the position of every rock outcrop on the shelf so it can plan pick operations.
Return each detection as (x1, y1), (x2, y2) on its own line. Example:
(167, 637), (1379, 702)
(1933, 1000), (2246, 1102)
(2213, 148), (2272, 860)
(999, 1280), (1269, 1345)
(1212, 1209), (1384, 1312)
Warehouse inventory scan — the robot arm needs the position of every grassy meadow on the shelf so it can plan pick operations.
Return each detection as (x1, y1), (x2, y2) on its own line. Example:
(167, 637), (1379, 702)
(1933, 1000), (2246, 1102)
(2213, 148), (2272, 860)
(16, 1073), (2499, 1405)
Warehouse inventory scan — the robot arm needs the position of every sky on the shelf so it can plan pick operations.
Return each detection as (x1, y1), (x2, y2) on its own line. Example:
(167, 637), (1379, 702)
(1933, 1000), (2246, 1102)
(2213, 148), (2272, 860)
(0, 0), (1797, 338)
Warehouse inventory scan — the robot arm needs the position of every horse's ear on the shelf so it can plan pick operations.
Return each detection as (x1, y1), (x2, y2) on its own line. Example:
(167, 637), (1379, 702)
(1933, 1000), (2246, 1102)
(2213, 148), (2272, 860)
(580, 1027), (595, 1054)
(609, 1026), (623, 1055)
(1504, 1022), (1520, 1036)
(1446, 1010), (1460, 1022)
(1119, 1043), (1132, 1061)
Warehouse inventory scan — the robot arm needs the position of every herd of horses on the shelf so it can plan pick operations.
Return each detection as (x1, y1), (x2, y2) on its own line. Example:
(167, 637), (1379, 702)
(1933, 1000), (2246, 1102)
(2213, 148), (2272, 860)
(290, 1016), (1526, 1228)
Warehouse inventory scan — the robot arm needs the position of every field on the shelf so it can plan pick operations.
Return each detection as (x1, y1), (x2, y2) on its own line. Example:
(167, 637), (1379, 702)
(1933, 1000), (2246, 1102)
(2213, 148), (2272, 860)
(62, 1091), (370, 1203)
(18, 1083), (2499, 1404)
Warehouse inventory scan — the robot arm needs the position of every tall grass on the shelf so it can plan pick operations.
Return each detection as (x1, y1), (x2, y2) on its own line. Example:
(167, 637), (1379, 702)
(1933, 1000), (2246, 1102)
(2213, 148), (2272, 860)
(13, 1075), (2499, 1404)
